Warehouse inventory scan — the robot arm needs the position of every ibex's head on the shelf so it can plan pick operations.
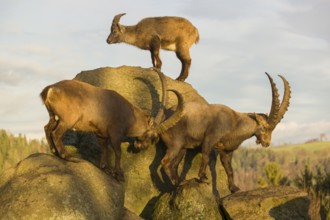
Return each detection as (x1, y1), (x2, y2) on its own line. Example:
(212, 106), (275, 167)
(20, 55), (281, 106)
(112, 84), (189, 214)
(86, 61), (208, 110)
(106, 13), (126, 44)
(249, 73), (291, 147)
(134, 89), (184, 150)
(134, 118), (160, 150)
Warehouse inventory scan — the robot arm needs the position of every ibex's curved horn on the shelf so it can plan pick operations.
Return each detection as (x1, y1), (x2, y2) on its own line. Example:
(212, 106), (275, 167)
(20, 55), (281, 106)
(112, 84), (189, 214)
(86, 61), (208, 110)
(155, 89), (184, 134)
(112, 13), (126, 27)
(273, 75), (291, 126)
(265, 72), (281, 129)
(266, 73), (291, 130)
(153, 68), (166, 125)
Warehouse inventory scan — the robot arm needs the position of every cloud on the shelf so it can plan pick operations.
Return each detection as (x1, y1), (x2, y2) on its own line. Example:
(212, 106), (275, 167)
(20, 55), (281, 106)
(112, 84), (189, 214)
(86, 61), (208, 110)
(281, 0), (330, 41)
(0, 0), (329, 145)
(273, 120), (330, 144)
(0, 59), (46, 86)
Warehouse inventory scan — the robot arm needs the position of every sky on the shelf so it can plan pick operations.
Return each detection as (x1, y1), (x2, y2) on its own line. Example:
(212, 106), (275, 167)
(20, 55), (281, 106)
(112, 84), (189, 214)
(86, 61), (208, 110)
(0, 0), (329, 146)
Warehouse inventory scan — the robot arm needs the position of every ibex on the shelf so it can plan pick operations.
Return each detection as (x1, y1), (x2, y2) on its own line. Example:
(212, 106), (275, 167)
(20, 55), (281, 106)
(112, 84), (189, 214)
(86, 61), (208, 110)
(40, 69), (183, 181)
(135, 73), (291, 193)
(106, 13), (199, 81)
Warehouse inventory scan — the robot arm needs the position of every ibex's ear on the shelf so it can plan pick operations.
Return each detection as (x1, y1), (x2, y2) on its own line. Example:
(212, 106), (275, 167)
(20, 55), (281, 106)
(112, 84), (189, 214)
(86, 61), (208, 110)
(118, 24), (124, 33)
(255, 114), (264, 124)
(254, 114), (269, 128)
(248, 113), (265, 125)
(247, 113), (257, 120)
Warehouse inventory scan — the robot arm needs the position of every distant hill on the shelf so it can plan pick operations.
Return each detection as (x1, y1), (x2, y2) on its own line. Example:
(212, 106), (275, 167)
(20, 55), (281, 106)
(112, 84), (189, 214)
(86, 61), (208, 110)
(272, 141), (330, 153)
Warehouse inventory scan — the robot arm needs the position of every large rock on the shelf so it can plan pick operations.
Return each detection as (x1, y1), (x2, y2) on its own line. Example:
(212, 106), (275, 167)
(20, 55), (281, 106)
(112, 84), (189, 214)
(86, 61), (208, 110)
(0, 153), (128, 219)
(0, 153), (312, 219)
(6, 66), (309, 219)
(152, 179), (223, 220)
(69, 66), (230, 216)
(152, 185), (311, 220)
(74, 65), (208, 114)
(65, 138), (229, 218)
(221, 186), (310, 219)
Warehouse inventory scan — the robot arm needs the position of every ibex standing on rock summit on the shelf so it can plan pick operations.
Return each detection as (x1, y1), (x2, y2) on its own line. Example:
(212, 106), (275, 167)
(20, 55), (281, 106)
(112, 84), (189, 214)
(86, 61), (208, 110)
(40, 69), (183, 181)
(106, 13), (199, 81)
(135, 73), (291, 193)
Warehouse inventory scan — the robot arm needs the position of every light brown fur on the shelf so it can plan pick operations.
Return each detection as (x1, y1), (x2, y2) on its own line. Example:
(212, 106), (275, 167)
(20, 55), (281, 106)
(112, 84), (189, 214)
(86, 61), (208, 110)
(136, 73), (291, 193)
(106, 13), (199, 81)
(40, 70), (181, 181)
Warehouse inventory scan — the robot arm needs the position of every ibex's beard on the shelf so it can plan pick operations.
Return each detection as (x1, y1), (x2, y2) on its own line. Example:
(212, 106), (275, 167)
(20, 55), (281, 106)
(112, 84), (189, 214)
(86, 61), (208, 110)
(262, 143), (270, 148)
(256, 139), (270, 147)
(256, 139), (270, 148)
(133, 139), (150, 150)
(133, 140), (143, 150)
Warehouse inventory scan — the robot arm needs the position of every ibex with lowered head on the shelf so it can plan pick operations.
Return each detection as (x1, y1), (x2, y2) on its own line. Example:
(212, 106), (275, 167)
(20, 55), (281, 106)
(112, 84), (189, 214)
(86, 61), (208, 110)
(135, 73), (291, 193)
(40, 69), (183, 181)
(106, 13), (199, 81)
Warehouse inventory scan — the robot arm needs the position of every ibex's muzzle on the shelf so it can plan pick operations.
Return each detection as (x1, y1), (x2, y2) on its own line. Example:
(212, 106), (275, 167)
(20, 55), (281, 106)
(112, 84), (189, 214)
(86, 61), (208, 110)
(256, 139), (270, 148)
(261, 142), (270, 148)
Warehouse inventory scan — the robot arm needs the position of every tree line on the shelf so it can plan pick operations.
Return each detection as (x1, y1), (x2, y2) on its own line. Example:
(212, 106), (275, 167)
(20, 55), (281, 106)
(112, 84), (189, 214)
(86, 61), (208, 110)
(0, 129), (49, 174)
(232, 144), (330, 218)
(0, 129), (329, 217)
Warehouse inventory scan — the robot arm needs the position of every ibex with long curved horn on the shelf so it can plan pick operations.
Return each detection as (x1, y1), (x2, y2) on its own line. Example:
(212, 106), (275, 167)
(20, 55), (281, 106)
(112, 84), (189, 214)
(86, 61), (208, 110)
(135, 73), (291, 193)
(106, 13), (199, 81)
(40, 69), (184, 181)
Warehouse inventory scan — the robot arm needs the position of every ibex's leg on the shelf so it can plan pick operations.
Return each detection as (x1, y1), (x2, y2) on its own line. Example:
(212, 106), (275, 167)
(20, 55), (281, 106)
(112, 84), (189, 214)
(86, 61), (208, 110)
(161, 145), (183, 185)
(150, 36), (162, 69)
(109, 137), (124, 181)
(219, 150), (240, 193)
(44, 116), (59, 155)
(51, 121), (69, 159)
(171, 148), (187, 185)
(198, 143), (212, 182)
(176, 47), (191, 81)
(97, 137), (109, 169)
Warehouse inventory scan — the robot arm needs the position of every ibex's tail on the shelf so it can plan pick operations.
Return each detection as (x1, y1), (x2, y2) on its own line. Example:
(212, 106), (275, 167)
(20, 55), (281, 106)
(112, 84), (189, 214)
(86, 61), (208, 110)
(40, 86), (51, 104)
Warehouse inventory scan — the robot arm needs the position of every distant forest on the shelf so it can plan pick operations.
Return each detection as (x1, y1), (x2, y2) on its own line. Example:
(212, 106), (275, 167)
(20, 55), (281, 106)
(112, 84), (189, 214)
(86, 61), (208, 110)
(231, 142), (330, 218)
(0, 129), (49, 173)
(0, 129), (329, 217)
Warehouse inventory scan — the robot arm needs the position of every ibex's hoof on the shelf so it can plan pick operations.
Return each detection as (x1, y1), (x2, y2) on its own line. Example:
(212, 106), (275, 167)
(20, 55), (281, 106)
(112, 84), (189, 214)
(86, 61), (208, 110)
(230, 185), (240, 193)
(60, 152), (69, 159)
(152, 67), (161, 71)
(198, 174), (208, 182)
(102, 168), (125, 182)
(179, 178), (210, 187)
(176, 77), (186, 82)
(102, 167), (115, 178)
(67, 157), (81, 163)
(114, 172), (125, 182)
(197, 177), (210, 185)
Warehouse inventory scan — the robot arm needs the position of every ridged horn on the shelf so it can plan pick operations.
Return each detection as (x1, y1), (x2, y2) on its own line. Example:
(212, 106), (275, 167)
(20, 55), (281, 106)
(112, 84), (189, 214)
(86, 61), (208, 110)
(112, 13), (126, 28)
(155, 89), (184, 134)
(153, 68), (167, 125)
(273, 75), (291, 125)
(265, 72), (281, 129)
